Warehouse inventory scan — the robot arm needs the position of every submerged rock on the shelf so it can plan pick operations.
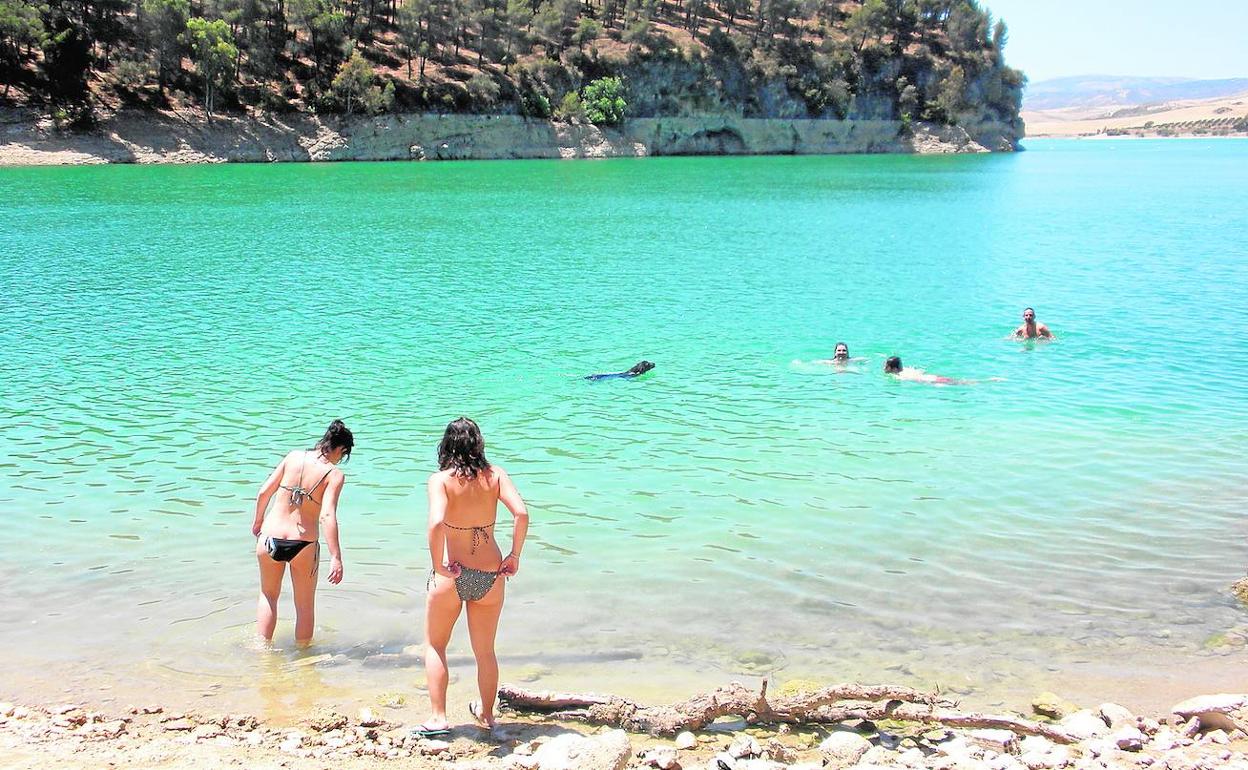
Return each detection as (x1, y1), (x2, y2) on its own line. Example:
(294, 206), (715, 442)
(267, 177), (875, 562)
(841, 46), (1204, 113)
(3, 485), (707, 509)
(1232, 577), (1248, 606)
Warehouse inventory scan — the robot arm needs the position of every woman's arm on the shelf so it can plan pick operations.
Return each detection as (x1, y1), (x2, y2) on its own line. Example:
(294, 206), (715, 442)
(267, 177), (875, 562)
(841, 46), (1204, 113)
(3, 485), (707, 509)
(427, 474), (460, 578)
(319, 471), (346, 584)
(497, 468), (529, 577)
(252, 455), (287, 537)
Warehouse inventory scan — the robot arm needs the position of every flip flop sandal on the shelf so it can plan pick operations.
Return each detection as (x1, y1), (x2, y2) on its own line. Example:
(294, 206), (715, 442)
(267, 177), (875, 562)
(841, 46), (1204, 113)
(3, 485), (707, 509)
(468, 701), (494, 730)
(410, 722), (451, 738)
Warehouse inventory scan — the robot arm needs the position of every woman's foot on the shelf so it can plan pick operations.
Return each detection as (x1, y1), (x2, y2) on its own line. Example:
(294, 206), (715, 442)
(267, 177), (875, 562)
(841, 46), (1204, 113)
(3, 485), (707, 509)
(410, 718), (451, 738)
(468, 701), (496, 730)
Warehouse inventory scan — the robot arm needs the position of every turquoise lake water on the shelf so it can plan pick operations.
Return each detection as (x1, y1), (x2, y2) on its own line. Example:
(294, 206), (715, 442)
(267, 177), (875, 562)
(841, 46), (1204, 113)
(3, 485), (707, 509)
(2, 140), (1246, 718)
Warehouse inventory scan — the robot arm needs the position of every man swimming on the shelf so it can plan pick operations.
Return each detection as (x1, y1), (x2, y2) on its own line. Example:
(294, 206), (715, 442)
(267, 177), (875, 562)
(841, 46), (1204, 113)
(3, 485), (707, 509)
(1012, 307), (1053, 339)
(585, 361), (655, 381)
(884, 356), (963, 385)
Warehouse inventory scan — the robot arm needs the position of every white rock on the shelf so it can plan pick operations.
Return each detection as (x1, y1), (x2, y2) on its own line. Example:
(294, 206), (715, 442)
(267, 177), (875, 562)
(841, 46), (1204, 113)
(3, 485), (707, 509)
(736, 760), (785, 770)
(1206, 729), (1230, 744)
(643, 746), (680, 769)
(420, 738), (451, 754)
(1169, 693), (1248, 733)
(191, 724), (222, 740)
(1099, 703), (1136, 730)
(1111, 726), (1145, 751)
(969, 728), (1020, 755)
(529, 729), (632, 770)
(358, 707), (380, 727)
(1180, 717), (1201, 737)
(727, 735), (760, 759)
(11, 707), (30, 719)
(707, 753), (736, 770)
(675, 731), (698, 750)
(935, 735), (981, 759)
(0, 703), (14, 718)
(818, 731), (871, 767)
(1059, 709), (1111, 740)
(859, 746), (894, 765)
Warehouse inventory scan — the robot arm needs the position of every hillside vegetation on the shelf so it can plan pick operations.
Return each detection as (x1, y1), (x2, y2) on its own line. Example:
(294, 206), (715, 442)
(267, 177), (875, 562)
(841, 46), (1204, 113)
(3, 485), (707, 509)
(0, 0), (1023, 138)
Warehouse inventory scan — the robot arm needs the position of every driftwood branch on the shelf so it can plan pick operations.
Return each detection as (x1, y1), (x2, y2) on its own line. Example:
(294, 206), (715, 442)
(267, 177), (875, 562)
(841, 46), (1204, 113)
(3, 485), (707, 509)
(497, 681), (1075, 744)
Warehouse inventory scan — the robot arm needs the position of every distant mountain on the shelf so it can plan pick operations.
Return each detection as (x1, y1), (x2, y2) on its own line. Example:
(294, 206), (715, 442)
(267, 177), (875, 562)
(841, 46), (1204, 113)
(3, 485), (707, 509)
(1025, 76), (1248, 111)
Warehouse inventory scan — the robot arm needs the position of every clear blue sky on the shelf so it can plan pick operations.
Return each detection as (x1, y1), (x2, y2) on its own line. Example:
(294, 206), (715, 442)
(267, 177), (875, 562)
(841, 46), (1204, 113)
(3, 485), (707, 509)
(980, 0), (1248, 83)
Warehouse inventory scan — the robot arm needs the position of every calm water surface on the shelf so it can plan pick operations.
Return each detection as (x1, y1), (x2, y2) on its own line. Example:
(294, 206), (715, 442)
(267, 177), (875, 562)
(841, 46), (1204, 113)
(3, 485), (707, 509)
(1, 140), (1246, 718)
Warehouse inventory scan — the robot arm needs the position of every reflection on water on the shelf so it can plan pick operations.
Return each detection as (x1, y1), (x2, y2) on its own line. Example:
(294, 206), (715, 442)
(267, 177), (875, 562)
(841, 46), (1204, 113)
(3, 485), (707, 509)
(2, 140), (1247, 714)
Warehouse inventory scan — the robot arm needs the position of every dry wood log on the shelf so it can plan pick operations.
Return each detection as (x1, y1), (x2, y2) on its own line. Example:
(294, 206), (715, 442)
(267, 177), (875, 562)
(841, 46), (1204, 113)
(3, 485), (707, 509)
(497, 681), (1076, 744)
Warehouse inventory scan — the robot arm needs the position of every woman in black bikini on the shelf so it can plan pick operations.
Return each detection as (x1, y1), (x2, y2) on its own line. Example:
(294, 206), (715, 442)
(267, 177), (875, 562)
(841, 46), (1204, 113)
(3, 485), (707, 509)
(251, 420), (353, 645)
(416, 418), (529, 736)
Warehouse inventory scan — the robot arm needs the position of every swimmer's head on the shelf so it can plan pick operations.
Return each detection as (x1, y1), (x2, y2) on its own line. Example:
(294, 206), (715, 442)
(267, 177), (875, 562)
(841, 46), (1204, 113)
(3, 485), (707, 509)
(1022, 307), (1036, 323)
(439, 417), (490, 479)
(630, 360), (656, 375)
(834, 343), (849, 361)
(316, 419), (354, 463)
(884, 356), (902, 374)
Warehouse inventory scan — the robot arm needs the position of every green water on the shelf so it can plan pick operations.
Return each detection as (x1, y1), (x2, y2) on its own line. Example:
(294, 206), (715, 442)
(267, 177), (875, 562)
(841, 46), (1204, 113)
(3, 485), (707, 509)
(2, 140), (1246, 716)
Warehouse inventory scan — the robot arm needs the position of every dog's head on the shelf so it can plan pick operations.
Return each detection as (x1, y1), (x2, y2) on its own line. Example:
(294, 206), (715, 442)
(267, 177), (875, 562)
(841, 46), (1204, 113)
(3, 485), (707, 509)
(630, 361), (656, 375)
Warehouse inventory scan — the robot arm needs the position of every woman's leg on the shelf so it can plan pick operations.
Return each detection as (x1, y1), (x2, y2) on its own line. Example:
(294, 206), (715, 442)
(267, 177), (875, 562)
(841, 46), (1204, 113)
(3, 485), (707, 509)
(256, 540), (285, 641)
(465, 578), (506, 726)
(289, 543), (320, 645)
(424, 575), (463, 728)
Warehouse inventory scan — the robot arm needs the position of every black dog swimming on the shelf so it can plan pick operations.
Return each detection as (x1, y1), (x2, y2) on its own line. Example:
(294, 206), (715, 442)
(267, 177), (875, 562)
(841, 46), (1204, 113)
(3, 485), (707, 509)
(585, 361), (655, 381)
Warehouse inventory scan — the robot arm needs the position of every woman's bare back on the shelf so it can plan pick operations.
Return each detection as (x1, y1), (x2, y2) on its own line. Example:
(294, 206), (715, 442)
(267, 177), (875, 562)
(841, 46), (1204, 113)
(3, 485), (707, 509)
(264, 450), (340, 541)
(436, 467), (503, 570)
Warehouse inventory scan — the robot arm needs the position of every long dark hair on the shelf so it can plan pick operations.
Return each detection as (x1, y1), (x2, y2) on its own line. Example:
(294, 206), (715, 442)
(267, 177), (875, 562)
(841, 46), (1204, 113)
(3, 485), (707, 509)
(315, 419), (354, 462)
(438, 417), (490, 479)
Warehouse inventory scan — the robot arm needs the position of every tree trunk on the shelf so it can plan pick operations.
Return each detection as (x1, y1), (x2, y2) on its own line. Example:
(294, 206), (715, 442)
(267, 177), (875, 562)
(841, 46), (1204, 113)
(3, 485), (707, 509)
(497, 682), (1078, 744)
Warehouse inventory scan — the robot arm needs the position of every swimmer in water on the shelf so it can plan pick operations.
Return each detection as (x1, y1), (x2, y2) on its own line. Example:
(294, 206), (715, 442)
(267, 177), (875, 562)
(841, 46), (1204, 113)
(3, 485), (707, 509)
(815, 342), (863, 367)
(1012, 307), (1053, 340)
(884, 356), (965, 385)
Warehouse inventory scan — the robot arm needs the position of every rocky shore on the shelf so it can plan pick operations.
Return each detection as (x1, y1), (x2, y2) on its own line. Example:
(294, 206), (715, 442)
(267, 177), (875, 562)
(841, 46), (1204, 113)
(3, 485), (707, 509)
(3, 690), (1246, 770)
(0, 107), (1018, 166)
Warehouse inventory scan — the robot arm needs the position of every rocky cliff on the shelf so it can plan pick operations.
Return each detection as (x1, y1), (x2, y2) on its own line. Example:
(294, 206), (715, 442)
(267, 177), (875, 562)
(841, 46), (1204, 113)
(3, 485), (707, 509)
(0, 108), (1017, 165)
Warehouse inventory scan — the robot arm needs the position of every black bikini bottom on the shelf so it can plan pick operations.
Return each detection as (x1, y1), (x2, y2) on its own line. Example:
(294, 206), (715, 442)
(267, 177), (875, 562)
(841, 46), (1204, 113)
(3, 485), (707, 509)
(264, 537), (318, 576)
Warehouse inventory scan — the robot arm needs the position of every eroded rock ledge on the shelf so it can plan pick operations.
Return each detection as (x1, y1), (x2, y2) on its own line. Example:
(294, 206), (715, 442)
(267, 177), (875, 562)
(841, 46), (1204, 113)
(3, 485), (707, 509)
(0, 108), (1018, 166)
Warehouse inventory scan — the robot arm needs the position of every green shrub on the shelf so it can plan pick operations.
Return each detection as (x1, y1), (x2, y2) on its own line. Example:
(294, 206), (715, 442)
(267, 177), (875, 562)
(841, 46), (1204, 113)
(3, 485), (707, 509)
(519, 88), (551, 118)
(581, 76), (626, 125)
(553, 91), (583, 122)
(467, 73), (501, 108)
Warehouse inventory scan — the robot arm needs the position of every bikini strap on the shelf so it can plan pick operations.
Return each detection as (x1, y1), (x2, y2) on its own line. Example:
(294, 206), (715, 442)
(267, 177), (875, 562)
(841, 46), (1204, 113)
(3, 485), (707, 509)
(305, 466), (335, 504)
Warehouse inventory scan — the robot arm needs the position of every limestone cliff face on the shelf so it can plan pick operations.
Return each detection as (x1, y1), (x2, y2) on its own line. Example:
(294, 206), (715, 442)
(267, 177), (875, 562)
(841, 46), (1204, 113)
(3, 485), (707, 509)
(0, 109), (1018, 165)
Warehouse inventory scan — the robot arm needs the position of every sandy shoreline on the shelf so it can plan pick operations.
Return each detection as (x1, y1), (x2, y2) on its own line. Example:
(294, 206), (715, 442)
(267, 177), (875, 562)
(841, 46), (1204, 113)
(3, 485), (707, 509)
(3, 686), (1248, 770)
